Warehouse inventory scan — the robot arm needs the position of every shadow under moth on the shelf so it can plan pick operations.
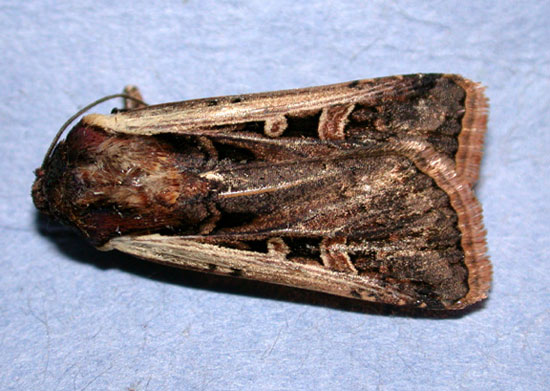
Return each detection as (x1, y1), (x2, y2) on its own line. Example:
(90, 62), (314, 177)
(32, 74), (491, 310)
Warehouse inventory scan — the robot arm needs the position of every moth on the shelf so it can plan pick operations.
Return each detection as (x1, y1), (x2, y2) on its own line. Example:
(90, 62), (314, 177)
(32, 74), (491, 310)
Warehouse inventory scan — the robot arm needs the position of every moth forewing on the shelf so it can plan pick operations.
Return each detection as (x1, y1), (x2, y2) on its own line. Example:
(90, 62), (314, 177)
(102, 235), (421, 308)
(33, 73), (491, 310)
(83, 74), (487, 187)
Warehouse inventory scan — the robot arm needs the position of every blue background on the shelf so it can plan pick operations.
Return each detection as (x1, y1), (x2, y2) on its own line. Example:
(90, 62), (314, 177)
(1, 1), (549, 390)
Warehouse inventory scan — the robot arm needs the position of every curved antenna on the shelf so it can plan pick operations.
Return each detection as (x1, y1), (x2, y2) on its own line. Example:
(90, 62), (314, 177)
(41, 93), (148, 169)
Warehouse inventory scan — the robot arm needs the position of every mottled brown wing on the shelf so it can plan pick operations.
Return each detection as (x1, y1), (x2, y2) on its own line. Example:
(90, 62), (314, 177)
(83, 73), (487, 185)
(170, 134), (489, 310)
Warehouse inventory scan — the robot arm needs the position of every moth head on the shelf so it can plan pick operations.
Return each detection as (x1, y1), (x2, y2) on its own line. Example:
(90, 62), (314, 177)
(32, 135), (84, 234)
(32, 168), (48, 214)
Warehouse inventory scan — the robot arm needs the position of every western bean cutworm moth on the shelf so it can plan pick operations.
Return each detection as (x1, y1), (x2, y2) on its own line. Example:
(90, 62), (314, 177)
(33, 74), (491, 310)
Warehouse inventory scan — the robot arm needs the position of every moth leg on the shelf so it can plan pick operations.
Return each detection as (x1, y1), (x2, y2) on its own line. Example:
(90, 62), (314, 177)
(122, 85), (147, 110)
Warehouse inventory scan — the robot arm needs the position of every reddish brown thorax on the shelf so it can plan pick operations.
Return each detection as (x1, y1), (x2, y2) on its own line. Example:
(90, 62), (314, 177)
(32, 124), (213, 245)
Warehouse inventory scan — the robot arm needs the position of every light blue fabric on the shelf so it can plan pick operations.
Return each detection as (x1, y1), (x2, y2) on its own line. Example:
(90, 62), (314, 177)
(1, 1), (548, 390)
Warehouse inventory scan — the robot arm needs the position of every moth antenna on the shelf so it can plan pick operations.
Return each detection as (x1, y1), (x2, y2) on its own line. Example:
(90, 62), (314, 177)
(41, 92), (148, 169)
